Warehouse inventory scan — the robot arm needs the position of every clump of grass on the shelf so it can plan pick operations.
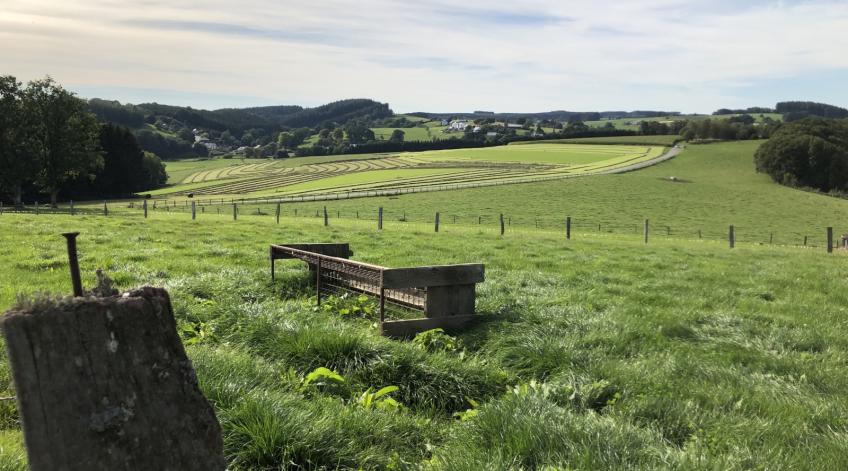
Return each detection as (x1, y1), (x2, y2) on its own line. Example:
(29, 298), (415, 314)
(220, 389), (443, 470)
(427, 391), (669, 470)
(0, 431), (26, 471)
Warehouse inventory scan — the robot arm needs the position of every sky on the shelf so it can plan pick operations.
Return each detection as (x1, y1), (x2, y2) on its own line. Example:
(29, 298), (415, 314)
(3, 0), (848, 114)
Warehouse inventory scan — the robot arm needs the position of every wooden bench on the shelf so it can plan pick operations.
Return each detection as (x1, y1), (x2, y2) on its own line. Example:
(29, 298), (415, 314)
(270, 243), (484, 337)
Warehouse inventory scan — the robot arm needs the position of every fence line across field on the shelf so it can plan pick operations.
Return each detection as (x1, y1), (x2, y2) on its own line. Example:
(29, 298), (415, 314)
(2, 201), (842, 252)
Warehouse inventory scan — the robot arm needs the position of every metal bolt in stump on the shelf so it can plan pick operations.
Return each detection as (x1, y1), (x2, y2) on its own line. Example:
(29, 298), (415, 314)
(827, 227), (833, 253)
(61, 232), (84, 297)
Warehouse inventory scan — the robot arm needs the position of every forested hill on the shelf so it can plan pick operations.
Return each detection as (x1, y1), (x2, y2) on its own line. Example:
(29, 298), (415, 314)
(408, 110), (681, 122)
(87, 98), (392, 133)
(242, 99), (392, 127)
(85, 98), (393, 159)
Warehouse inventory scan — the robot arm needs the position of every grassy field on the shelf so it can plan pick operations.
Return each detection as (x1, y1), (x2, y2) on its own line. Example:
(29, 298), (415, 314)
(163, 158), (270, 184)
(0, 210), (846, 469)
(144, 144), (668, 199)
(513, 135), (681, 146)
(208, 141), (846, 247)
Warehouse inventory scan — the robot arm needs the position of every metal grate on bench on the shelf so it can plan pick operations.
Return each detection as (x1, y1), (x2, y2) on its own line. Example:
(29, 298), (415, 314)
(269, 243), (484, 337)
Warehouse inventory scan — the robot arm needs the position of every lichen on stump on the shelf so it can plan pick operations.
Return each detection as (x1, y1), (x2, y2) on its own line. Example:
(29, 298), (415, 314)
(2, 287), (226, 471)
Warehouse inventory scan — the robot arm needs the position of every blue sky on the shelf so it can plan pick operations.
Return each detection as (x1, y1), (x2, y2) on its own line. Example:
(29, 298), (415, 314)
(2, 0), (847, 113)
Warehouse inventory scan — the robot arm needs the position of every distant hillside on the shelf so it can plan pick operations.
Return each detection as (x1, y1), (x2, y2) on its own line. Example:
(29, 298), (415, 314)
(776, 101), (848, 121)
(275, 99), (392, 127)
(86, 98), (393, 159)
(409, 110), (680, 122)
(237, 105), (304, 123)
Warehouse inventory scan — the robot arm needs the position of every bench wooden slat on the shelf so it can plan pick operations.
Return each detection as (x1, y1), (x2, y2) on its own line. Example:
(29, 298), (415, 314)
(381, 264), (484, 289)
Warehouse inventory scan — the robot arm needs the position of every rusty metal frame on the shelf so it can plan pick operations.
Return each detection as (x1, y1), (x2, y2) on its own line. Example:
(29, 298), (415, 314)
(270, 244), (426, 317)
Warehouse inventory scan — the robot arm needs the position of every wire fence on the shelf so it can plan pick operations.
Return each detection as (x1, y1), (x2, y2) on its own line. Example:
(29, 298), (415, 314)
(2, 199), (843, 253)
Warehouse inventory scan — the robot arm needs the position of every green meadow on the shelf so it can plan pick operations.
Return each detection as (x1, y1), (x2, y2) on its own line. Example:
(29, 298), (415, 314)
(266, 141), (847, 246)
(142, 143), (666, 199)
(0, 206), (847, 469)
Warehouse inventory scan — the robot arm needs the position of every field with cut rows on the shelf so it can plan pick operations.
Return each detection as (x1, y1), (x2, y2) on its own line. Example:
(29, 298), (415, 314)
(150, 143), (670, 199)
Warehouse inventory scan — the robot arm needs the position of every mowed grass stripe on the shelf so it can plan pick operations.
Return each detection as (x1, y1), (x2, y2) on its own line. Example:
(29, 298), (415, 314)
(161, 144), (671, 198)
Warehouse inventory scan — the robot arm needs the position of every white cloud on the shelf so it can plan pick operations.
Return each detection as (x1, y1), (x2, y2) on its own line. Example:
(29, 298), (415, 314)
(1, 0), (846, 112)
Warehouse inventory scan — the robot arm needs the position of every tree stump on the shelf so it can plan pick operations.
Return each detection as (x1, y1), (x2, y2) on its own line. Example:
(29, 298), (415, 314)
(2, 287), (226, 470)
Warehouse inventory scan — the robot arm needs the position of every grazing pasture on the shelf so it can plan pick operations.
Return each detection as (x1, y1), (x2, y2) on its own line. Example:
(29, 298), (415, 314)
(242, 141), (848, 246)
(0, 210), (846, 469)
(149, 143), (668, 199)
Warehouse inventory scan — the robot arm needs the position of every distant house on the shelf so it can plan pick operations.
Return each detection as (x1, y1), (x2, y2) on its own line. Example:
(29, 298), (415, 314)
(202, 142), (218, 151)
(440, 119), (449, 126)
(472, 126), (482, 133)
(448, 120), (468, 131)
(506, 123), (523, 129)
(486, 131), (498, 138)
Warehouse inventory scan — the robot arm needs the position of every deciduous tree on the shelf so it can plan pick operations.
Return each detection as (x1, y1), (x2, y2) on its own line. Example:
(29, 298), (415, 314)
(24, 77), (102, 206)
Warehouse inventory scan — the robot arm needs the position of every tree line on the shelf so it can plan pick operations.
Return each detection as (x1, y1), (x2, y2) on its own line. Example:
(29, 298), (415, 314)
(0, 76), (166, 207)
(755, 118), (848, 193)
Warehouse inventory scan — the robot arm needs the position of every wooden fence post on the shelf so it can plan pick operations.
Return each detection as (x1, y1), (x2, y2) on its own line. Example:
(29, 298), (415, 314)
(698, 230), (702, 239)
(566, 217), (572, 240)
(499, 213), (505, 235)
(103, 201), (108, 216)
(316, 258), (322, 306)
(827, 227), (833, 253)
(69, 200), (73, 216)
(233, 203), (237, 221)
(729, 225), (735, 249)
(435, 212), (440, 232)
(769, 233), (773, 244)
(323, 206), (328, 226)
(804, 236), (808, 246)
(191, 201), (196, 220)
(276, 203), (280, 224)
(1, 288), (227, 470)
(0, 201), (3, 215)
(35, 201), (39, 215)
(143, 200), (148, 219)
(644, 219), (649, 244)
(478, 216), (482, 225)
(378, 207), (383, 230)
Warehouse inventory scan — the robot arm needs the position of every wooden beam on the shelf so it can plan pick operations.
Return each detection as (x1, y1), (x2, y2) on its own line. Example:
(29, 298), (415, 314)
(270, 243), (353, 260)
(381, 264), (484, 289)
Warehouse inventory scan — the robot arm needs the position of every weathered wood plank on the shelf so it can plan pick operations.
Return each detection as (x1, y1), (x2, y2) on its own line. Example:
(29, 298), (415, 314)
(424, 284), (476, 317)
(2, 287), (226, 471)
(381, 264), (484, 289)
(271, 243), (353, 260)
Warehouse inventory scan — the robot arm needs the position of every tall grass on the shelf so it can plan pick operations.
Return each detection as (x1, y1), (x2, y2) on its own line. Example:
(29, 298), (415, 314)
(1, 191), (847, 468)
